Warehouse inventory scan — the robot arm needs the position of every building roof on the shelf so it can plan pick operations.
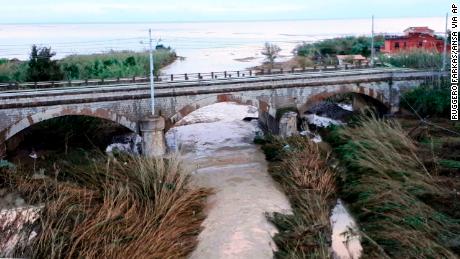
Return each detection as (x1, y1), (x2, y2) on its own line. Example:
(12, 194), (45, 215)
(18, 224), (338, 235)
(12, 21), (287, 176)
(336, 54), (367, 61)
(403, 26), (434, 36)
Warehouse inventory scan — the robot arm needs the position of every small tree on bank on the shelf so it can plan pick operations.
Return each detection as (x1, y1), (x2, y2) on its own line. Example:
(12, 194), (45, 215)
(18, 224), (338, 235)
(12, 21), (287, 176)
(261, 42), (281, 66)
(26, 45), (63, 82)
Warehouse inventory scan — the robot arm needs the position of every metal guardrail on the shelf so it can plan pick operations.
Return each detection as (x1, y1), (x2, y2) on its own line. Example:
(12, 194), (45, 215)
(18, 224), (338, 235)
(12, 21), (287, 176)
(0, 64), (372, 91)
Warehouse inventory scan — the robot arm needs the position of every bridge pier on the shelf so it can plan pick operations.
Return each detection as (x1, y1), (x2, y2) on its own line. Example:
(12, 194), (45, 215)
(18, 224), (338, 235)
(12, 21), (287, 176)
(140, 116), (166, 157)
(279, 112), (298, 138)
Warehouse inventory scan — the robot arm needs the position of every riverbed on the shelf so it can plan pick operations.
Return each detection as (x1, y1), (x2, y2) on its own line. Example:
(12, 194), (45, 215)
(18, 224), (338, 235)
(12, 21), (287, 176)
(165, 102), (362, 258)
(166, 103), (292, 258)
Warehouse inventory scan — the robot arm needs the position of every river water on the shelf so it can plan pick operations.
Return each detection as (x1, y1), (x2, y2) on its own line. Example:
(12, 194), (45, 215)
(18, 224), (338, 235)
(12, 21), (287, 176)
(165, 102), (362, 258)
(0, 17), (446, 73)
(166, 103), (291, 258)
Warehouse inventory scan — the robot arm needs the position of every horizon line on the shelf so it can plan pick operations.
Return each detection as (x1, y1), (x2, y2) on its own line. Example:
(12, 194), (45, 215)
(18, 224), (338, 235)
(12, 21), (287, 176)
(0, 15), (448, 26)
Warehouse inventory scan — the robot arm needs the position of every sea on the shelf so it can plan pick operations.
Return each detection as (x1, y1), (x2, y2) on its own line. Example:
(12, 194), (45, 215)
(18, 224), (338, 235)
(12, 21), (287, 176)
(0, 17), (448, 74)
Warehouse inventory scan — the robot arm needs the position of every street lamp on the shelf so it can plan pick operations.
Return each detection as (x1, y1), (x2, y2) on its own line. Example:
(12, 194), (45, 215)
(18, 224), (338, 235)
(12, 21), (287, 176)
(141, 29), (162, 116)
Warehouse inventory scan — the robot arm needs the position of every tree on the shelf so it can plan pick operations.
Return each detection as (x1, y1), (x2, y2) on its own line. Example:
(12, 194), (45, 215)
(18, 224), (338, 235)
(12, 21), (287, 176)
(26, 45), (63, 82)
(261, 42), (281, 65)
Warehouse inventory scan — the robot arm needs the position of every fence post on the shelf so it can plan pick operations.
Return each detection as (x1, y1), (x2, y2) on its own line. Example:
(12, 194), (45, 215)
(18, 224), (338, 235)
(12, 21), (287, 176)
(51, 81), (55, 87)
(117, 77), (120, 83)
(291, 67), (295, 73)
(34, 81), (37, 88)
(224, 71), (227, 78)
(171, 74), (174, 81)
(267, 69), (271, 74)
(101, 78), (104, 85)
(133, 76), (136, 83)
(345, 64), (348, 70)
(261, 69), (264, 75)
(185, 73), (188, 80)
(303, 66), (306, 72)
(198, 73), (202, 79)
(249, 70), (252, 76)
(211, 72), (214, 79)
(85, 79), (88, 85)
(237, 71), (240, 77)
(68, 80), (71, 86)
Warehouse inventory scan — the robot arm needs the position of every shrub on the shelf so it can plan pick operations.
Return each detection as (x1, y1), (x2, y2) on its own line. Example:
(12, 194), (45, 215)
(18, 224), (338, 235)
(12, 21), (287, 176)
(4, 155), (211, 258)
(260, 136), (336, 258)
(329, 116), (460, 258)
(379, 49), (445, 69)
(401, 82), (450, 118)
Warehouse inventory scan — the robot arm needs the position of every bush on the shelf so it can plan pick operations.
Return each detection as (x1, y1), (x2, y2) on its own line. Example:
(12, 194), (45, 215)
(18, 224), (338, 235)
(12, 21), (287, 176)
(329, 116), (460, 258)
(379, 49), (445, 69)
(4, 155), (211, 258)
(0, 48), (177, 83)
(295, 36), (384, 60)
(401, 82), (450, 118)
(259, 136), (336, 258)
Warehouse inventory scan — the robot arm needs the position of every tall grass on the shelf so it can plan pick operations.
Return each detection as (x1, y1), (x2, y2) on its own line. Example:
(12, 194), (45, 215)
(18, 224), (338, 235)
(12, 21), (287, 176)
(259, 136), (336, 258)
(379, 49), (445, 69)
(327, 116), (460, 258)
(2, 154), (211, 258)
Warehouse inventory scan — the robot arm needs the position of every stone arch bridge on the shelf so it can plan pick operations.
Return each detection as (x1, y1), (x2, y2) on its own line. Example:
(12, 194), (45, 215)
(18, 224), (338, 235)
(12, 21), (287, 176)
(0, 68), (444, 156)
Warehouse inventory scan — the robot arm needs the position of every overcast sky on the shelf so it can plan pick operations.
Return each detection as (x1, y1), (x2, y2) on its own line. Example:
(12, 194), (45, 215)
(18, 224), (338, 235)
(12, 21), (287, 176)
(0, 0), (452, 24)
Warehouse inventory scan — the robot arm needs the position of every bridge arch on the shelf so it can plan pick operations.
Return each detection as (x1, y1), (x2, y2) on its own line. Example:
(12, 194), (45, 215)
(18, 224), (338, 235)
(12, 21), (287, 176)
(297, 84), (389, 114)
(166, 94), (262, 130)
(1, 106), (138, 144)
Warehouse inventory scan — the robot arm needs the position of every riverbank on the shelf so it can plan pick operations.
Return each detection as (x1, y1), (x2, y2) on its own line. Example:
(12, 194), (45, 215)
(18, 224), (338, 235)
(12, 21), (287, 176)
(0, 153), (211, 258)
(324, 115), (460, 258)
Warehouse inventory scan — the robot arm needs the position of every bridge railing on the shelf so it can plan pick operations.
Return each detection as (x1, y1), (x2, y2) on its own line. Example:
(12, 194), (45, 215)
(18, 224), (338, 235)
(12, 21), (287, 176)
(0, 63), (373, 91)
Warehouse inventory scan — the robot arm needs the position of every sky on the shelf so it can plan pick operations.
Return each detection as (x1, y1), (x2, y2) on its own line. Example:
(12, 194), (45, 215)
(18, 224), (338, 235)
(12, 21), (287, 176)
(0, 0), (452, 24)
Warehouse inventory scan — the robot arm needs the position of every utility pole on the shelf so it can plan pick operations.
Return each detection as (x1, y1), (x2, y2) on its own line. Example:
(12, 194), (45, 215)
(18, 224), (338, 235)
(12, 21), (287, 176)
(371, 15), (375, 67)
(442, 13), (448, 72)
(149, 28), (155, 116)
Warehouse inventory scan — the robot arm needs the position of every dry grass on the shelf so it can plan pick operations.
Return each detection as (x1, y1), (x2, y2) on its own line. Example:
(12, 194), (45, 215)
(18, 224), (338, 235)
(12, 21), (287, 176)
(329, 116), (460, 258)
(2, 155), (211, 258)
(260, 136), (336, 258)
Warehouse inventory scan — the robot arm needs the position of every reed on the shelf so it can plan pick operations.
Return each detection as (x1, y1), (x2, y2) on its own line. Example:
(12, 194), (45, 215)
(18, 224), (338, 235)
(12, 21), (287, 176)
(260, 136), (336, 258)
(2, 154), (211, 258)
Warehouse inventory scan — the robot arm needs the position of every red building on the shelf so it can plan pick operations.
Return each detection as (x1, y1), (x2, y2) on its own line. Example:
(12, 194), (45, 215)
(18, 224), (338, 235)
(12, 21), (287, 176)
(381, 26), (450, 54)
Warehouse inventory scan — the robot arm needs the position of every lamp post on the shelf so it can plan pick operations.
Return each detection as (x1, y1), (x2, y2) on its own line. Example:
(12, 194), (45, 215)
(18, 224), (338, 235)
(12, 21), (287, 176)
(148, 29), (155, 116)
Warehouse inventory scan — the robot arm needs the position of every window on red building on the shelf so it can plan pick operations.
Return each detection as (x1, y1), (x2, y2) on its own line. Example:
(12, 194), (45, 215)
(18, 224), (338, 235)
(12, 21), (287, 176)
(418, 41), (423, 47)
(395, 42), (400, 49)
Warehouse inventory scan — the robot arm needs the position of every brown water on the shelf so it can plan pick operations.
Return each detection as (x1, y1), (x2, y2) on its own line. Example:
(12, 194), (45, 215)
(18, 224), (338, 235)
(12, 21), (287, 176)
(166, 102), (363, 259)
(166, 103), (292, 258)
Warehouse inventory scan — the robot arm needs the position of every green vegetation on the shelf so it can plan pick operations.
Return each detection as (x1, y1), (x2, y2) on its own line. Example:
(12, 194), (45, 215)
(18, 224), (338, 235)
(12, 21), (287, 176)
(325, 116), (460, 258)
(295, 36), (384, 60)
(0, 46), (177, 83)
(2, 153), (211, 258)
(401, 80), (450, 118)
(258, 136), (336, 258)
(26, 45), (63, 82)
(379, 49), (445, 69)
